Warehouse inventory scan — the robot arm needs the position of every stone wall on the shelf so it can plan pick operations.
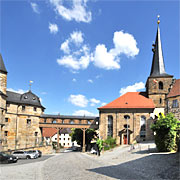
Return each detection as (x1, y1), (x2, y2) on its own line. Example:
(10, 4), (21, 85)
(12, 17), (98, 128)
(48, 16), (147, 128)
(166, 96), (180, 120)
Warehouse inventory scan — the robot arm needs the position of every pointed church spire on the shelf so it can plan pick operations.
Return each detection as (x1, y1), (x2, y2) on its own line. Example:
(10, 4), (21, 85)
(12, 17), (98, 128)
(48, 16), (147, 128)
(0, 53), (8, 74)
(150, 15), (170, 77)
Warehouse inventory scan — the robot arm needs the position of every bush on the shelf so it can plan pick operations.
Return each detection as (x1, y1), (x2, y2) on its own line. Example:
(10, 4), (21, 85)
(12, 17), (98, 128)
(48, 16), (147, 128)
(103, 136), (116, 151)
(151, 113), (180, 152)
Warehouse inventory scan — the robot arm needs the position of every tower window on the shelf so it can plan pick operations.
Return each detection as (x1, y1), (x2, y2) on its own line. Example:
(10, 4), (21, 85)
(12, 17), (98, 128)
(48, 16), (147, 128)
(159, 81), (163, 90)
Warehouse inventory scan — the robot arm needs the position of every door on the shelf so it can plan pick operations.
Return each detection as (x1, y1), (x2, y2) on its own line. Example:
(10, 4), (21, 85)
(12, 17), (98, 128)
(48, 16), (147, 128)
(123, 135), (127, 144)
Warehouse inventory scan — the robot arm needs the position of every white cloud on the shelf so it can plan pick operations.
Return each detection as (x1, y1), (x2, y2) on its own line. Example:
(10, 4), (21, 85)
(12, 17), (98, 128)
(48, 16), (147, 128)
(49, 0), (92, 23)
(101, 102), (107, 106)
(92, 31), (139, 70)
(60, 40), (70, 54)
(90, 98), (100, 106)
(73, 110), (98, 116)
(72, 78), (77, 82)
(49, 23), (59, 34)
(88, 79), (93, 83)
(58, 30), (139, 72)
(68, 94), (88, 107)
(93, 44), (120, 70)
(119, 82), (145, 96)
(60, 31), (84, 54)
(7, 88), (26, 94)
(30, 2), (40, 14)
(41, 92), (47, 95)
(70, 31), (84, 45)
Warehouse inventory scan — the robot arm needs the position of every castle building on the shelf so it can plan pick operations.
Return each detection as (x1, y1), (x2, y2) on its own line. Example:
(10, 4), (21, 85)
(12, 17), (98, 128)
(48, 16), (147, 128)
(98, 20), (179, 145)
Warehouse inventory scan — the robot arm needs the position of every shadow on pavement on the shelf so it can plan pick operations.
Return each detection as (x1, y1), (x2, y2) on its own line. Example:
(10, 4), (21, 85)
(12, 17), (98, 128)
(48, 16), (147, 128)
(87, 153), (180, 180)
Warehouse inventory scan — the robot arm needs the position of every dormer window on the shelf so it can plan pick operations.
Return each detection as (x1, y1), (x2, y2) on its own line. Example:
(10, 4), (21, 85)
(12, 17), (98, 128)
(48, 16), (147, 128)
(24, 96), (28, 99)
(33, 97), (36, 100)
(159, 81), (163, 90)
(22, 106), (25, 111)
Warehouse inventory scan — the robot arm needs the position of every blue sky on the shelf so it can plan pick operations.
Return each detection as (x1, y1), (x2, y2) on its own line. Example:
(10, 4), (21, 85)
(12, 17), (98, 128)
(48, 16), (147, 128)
(0, 0), (179, 116)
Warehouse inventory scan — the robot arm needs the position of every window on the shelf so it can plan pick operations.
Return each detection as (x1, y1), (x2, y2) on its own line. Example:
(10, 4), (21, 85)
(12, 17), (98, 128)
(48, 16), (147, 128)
(160, 98), (162, 104)
(4, 131), (8, 136)
(107, 115), (113, 137)
(64, 138), (65, 140)
(55, 138), (57, 140)
(22, 106), (25, 111)
(5, 118), (8, 122)
(124, 124), (130, 129)
(34, 132), (38, 136)
(62, 120), (64, 124)
(44, 119), (47, 123)
(63, 143), (65, 146)
(172, 99), (179, 108)
(27, 119), (31, 125)
(87, 120), (91, 125)
(68, 138), (70, 140)
(140, 116), (146, 138)
(33, 107), (37, 111)
(70, 120), (74, 124)
(79, 120), (81, 124)
(159, 81), (163, 90)
(124, 115), (130, 120)
(52, 120), (56, 123)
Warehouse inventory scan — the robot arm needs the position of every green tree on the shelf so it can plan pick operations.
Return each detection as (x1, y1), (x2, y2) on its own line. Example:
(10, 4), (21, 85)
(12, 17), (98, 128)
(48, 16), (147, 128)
(151, 113), (180, 152)
(70, 128), (97, 146)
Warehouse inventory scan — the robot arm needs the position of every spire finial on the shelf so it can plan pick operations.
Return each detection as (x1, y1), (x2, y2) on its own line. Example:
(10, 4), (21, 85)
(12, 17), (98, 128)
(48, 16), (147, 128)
(157, 14), (160, 24)
(29, 80), (33, 91)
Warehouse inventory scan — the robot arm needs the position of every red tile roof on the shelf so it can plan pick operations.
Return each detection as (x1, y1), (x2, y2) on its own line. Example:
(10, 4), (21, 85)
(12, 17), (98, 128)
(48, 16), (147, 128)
(42, 128), (57, 137)
(167, 79), (180, 98)
(98, 92), (155, 109)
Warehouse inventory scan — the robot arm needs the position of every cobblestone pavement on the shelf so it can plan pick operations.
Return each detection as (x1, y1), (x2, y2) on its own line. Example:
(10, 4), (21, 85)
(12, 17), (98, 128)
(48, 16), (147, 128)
(0, 143), (179, 180)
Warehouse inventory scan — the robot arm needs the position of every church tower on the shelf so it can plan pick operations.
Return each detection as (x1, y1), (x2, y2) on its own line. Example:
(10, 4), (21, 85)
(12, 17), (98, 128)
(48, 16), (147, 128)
(146, 17), (173, 108)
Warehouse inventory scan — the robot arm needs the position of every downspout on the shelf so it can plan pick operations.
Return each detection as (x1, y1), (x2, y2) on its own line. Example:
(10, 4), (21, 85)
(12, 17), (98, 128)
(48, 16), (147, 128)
(15, 105), (19, 150)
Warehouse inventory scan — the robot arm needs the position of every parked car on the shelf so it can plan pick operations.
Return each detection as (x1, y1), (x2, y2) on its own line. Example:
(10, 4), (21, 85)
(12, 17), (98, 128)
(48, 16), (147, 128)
(0, 152), (18, 164)
(12, 151), (36, 159)
(37, 150), (42, 157)
(26, 150), (39, 159)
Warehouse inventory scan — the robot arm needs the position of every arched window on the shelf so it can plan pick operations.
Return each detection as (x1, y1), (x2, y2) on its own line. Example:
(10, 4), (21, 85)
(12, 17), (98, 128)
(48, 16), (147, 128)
(107, 115), (113, 137)
(140, 116), (146, 139)
(124, 115), (130, 120)
(159, 81), (163, 90)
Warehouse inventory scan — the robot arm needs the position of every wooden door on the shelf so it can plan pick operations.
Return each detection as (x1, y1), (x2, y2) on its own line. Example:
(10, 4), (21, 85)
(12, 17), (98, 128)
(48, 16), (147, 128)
(123, 135), (127, 144)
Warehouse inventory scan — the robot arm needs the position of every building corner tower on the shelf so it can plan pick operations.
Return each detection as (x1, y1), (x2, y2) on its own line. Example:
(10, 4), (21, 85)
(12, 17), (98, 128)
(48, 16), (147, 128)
(0, 53), (8, 151)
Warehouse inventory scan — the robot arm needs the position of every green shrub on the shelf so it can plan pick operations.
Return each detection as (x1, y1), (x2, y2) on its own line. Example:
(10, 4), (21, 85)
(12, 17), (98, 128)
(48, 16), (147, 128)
(103, 136), (116, 151)
(151, 113), (180, 152)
